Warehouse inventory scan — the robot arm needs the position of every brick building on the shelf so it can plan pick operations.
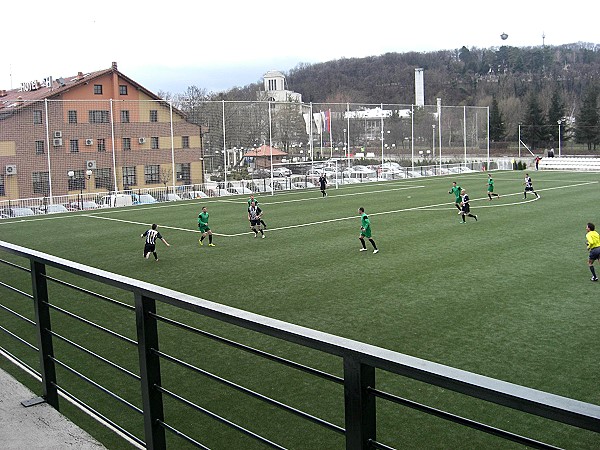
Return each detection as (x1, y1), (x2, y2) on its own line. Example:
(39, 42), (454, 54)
(0, 62), (204, 200)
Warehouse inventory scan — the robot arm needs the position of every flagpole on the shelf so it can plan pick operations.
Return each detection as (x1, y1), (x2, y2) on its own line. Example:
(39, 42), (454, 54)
(269, 101), (274, 196)
(329, 109), (333, 159)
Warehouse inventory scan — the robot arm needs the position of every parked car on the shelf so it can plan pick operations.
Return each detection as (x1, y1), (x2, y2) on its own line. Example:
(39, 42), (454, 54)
(250, 182), (273, 193)
(99, 194), (133, 208)
(35, 204), (69, 214)
(228, 186), (253, 195)
(380, 162), (402, 171)
(69, 200), (99, 210)
(292, 181), (316, 189)
(251, 168), (271, 178)
(8, 207), (35, 217)
(131, 193), (157, 205)
(165, 193), (182, 201)
(271, 167), (292, 177)
(181, 190), (209, 199)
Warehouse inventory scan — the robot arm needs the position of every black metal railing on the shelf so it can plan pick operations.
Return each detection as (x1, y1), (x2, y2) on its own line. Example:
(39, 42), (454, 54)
(0, 239), (599, 449)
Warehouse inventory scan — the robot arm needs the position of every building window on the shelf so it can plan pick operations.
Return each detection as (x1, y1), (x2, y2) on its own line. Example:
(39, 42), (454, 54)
(94, 168), (113, 190)
(119, 85), (128, 95)
(97, 138), (106, 152)
(151, 137), (159, 149)
(121, 110), (130, 123)
(35, 140), (45, 155)
(68, 110), (78, 124)
(0, 175), (4, 196)
(33, 171), (50, 195)
(123, 137), (131, 151)
(123, 166), (136, 188)
(144, 165), (160, 184)
(268, 79), (277, 90)
(182, 136), (190, 148)
(67, 170), (85, 191)
(176, 163), (191, 184)
(70, 139), (79, 153)
(33, 110), (43, 124)
(94, 84), (103, 95)
(89, 110), (110, 123)
(150, 110), (158, 122)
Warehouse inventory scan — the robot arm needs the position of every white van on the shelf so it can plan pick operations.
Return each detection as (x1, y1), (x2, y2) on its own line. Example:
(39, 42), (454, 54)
(99, 194), (133, 208)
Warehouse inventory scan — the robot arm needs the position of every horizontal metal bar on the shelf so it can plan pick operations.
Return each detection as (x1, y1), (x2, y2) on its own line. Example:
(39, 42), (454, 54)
(370, 388), (562, 450)
(157, 385), (287, 450)
(46, 302), (137, 346)
(155, 349), (345, 435)
(0, 280), (33, 299)
(153, 312), (343, 385)
(51, 357), (143, 415)
(53, 382), (145, 448)
(369, 439), (395, 450)
(0, 257), (30, 272)
(0, 324), (38, 352)
(158, 420), (211, 450)
(2, 240), (599, 434)
(0, 346), (41, 379)
(0, 302), (36, 326)
(49, 329), (140, 381)
(44, 274), (134, 311)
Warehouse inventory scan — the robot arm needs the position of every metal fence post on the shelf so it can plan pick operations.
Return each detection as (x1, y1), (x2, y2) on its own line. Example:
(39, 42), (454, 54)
(29, 260), (59, 408)
(343, 354), (376, 449)
(135, 292), (166, 449)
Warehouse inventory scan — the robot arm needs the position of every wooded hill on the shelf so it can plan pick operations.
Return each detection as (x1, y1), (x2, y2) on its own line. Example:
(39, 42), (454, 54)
(167, 43), (600, 148)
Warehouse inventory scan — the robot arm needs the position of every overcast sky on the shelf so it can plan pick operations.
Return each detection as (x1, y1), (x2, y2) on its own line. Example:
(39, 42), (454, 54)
(2, 1), (598, 96)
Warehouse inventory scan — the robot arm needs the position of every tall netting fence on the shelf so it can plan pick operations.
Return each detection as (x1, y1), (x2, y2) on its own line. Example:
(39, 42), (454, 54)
(0, 99), (489, 209)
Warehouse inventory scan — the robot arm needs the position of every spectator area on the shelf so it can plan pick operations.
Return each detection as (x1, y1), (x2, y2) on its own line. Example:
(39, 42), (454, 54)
(538, 157), (600, 171)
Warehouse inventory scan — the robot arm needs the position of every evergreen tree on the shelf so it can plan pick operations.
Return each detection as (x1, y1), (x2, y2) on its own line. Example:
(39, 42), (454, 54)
(576, 87), (599, 151)
(547, 87), (565, 144)
(521, 93), (546, 150)
(489, 96), (506, 141)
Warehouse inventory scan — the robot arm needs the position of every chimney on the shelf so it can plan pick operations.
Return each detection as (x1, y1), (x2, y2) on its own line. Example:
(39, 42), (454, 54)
(112, 62), (118, 70)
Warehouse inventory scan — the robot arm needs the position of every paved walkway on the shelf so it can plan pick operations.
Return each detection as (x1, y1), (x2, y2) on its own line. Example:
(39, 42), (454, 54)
(0, 369), (106, 449)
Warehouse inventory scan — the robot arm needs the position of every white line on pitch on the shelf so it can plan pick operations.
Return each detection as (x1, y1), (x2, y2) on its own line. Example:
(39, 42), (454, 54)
(22, 180), (596, 236)
(80, 214), (225, 235)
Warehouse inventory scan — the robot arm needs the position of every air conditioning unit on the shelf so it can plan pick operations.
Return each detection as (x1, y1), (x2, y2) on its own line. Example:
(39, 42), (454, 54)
(138, 137), (146, 144)
(5, 165), (16, 175)
(54, 131), (62, 138)
(53, 138), (63, 146)
(86, 160), (97, 170)
(85, 138), (94, 146)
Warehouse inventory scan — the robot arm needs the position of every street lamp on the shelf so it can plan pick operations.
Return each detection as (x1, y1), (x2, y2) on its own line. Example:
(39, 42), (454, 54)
(432, 125), (436, 163)
(557, 119), (562, 157)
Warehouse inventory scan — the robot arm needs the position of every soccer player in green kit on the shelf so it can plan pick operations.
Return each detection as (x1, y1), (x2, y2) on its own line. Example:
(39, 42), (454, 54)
(486, 174), (500, 200)
(448, 181), (462, 210)
(198, 206), (215, 246)
(358, 207), (378, 254)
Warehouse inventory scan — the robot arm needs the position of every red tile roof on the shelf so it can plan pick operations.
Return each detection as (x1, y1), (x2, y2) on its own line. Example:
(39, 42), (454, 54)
(0, 63), (162, 112)
(243, 145), (286, 157)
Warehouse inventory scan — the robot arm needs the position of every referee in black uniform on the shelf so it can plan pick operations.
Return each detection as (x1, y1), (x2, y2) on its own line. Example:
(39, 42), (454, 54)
(141, 224), (170, 261)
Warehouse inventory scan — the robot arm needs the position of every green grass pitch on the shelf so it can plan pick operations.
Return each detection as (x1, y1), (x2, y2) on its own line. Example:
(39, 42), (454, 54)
(0, 170), (599, 449)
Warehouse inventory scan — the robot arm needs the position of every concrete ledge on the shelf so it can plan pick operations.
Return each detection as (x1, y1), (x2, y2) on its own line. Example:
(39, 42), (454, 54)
(0, 369), (106, 449)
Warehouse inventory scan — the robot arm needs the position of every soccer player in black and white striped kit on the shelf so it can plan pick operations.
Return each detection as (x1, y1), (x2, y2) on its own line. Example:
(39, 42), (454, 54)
(141, 224), (170, 261)
(523, 173), (540, 199)
(459, 189), (478, 223)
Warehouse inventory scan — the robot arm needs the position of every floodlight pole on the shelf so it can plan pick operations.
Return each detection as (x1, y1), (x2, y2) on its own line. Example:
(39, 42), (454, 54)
(269, 102), (274, 196)
(380, 110), (384, 179)
(558, 120), (562, 157)
(222, 100), (227, 192)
